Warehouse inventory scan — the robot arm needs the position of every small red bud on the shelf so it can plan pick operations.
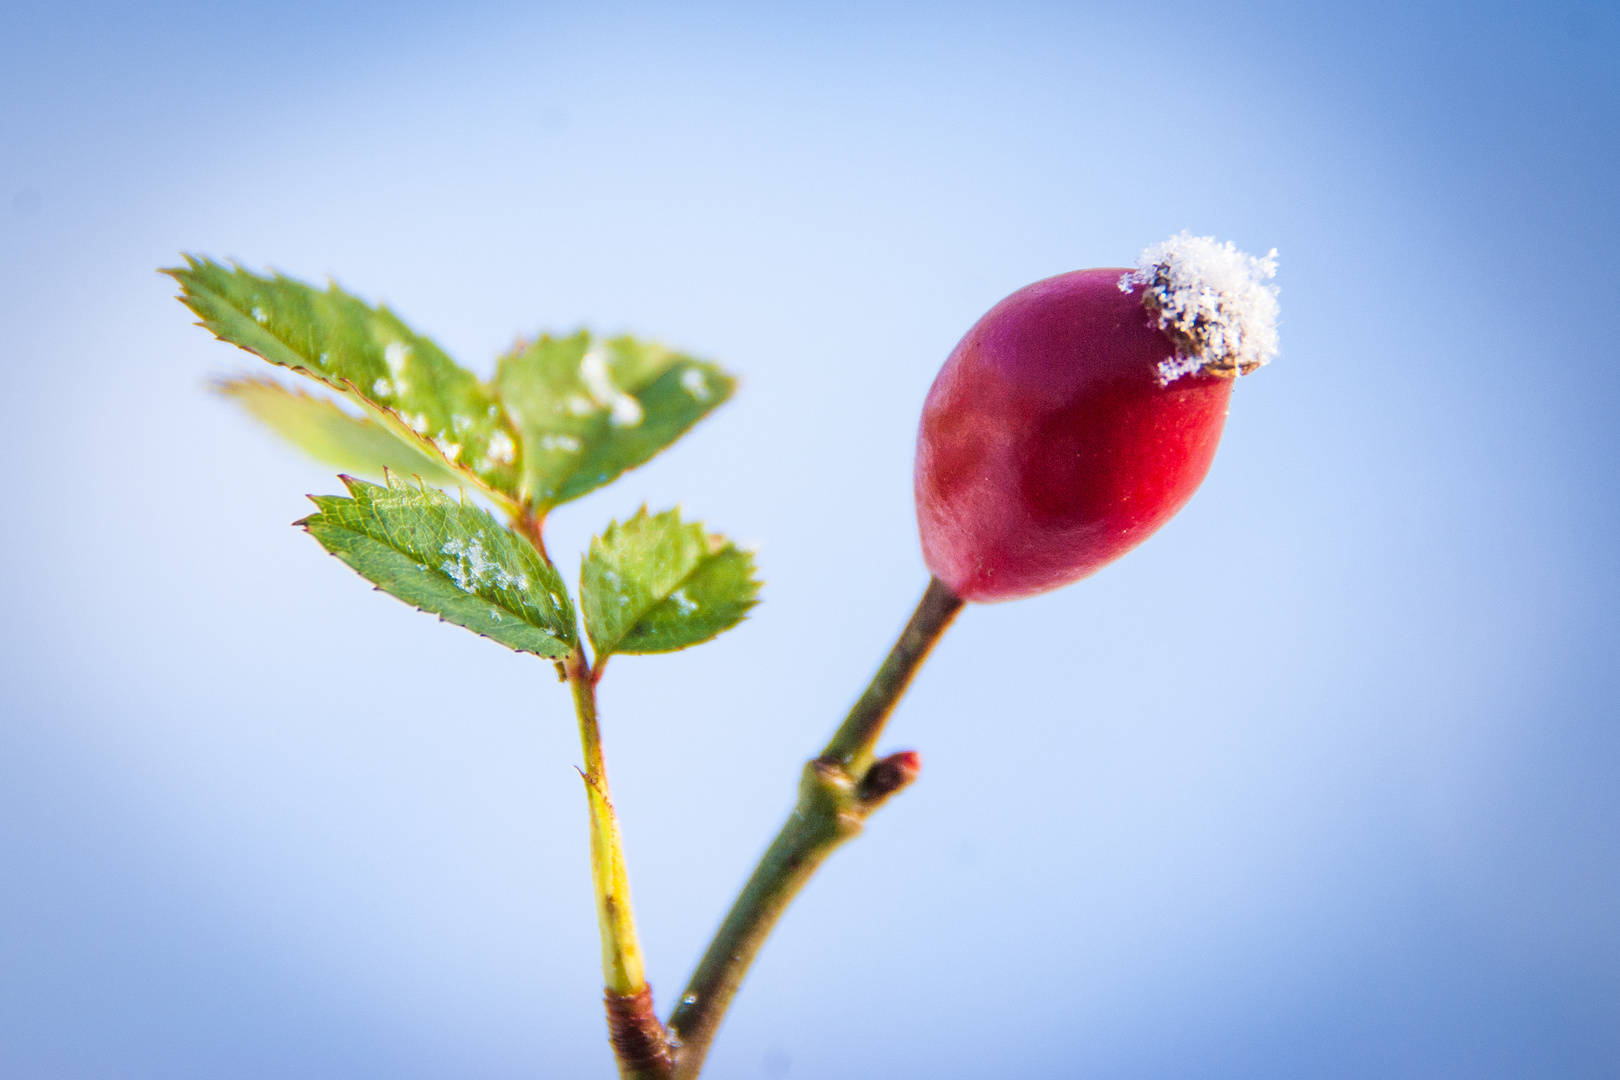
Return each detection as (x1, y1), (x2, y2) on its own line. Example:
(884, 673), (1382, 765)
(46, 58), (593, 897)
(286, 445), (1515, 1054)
(858, 750), (922, 803)
(915, 235), (1278, 603)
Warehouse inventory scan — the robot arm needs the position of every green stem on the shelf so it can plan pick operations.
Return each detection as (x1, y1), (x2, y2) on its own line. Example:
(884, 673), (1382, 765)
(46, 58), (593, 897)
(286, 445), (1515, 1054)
(519, 506), (670, 1080)
(565, 647), (673, 1080)
(665, 576), (964, 1079)
(566, 647), (649, 997)
(820, 576), (966, 775)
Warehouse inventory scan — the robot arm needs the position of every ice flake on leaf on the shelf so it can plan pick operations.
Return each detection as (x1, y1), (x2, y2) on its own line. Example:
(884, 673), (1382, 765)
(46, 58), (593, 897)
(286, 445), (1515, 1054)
(483, 430), (517, 466)
(1119, 232), (1280, 384)
(439, 536), (486, 591)
(440, 533), (521, 593)
(539, 433), (582, 453)
(680, 368), (711, 402)
(579, 344), (645, 428)
(609, 395), (644, 427)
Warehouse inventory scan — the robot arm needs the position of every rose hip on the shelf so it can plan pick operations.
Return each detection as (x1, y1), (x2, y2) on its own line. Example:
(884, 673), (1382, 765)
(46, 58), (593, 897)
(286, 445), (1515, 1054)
(915, 234), (1278, 603)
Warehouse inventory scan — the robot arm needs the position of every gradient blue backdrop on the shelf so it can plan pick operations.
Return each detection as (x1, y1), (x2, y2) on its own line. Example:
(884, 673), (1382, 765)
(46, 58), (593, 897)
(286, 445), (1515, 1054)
(1, 2), (1616, 1077)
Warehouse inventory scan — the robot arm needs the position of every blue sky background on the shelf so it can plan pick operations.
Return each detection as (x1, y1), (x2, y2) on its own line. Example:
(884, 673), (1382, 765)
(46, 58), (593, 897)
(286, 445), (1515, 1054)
(1, 1), (1616, 1077)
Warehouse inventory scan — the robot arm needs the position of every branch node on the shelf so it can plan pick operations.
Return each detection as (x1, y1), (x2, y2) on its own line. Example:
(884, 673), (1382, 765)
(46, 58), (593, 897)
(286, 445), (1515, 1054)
(605, 986), (674, 1076)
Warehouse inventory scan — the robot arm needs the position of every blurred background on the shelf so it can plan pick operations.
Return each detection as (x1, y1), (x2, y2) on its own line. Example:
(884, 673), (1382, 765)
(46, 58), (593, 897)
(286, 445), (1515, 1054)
(1, 1), (1616, 1077)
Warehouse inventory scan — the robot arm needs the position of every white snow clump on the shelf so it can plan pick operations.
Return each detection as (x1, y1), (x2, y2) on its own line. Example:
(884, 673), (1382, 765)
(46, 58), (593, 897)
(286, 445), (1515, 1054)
(1119, 232), (1280, 384)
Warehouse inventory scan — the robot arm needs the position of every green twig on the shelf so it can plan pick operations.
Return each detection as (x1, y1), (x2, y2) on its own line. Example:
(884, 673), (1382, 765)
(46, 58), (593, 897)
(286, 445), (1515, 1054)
(565, 647), (651, 997)
(665, 576), (964, 1078)
(522, 509), (671, 1079)
(565, 648), (673, 1079)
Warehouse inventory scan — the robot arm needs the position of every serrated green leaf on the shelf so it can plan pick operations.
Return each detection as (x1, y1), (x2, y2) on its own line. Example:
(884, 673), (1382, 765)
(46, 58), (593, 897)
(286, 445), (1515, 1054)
(581, 507), (759, 658)
(217, 377), (466, 487)
(298, 475), (576, 657)
(495, 332), (735, 510)
(169, 258), (523, 511)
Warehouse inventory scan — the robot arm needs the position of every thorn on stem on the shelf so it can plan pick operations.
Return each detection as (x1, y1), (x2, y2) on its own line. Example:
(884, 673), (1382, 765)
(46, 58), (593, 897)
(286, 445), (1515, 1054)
(574, 765), (607, 796)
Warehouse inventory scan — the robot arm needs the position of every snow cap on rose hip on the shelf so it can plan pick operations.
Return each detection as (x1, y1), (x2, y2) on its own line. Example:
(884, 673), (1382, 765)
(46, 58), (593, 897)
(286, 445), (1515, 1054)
(914, 232), (1279, 604)
(1123, 233), (1280, 384)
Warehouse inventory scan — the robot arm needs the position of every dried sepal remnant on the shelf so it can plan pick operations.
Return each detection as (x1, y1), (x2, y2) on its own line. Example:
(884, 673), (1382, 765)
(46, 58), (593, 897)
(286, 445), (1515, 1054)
(298, 474), (577, 657)
(1118, 232), (1280, 384)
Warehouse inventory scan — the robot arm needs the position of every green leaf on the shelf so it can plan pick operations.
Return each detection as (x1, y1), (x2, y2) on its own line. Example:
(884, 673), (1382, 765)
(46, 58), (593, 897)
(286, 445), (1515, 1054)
(299, 475), (576, 658)
(581, 507), (759, 658)
(168, 258), (523, 511)
(216, 377), (466, 487)
(495, 332), (735, 510)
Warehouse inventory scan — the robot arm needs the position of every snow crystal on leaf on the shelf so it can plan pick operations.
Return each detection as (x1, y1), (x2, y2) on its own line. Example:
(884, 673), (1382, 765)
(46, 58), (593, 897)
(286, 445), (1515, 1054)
(439, 534), (521, 593)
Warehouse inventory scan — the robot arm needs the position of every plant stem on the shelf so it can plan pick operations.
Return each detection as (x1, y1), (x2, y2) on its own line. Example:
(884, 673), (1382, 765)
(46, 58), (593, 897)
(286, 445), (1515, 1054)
(565, 647), (673, 1080)
(515, 509), (551, 564)
(517, 505), (668, 1079)
(820, 576), (966, 775)
(665, 576), (964, 1079)
(566, 648), (648, 995)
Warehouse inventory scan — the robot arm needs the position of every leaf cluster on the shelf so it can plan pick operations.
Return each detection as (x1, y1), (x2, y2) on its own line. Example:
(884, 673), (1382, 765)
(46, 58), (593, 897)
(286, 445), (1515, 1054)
(174, 258), (759, 664)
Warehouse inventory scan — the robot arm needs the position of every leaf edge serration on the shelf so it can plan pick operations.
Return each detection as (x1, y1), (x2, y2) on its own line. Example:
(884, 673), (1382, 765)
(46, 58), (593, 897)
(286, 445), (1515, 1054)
(165, 256), (523, 514)
(296, 473), (578, 659)
(581, 505), (761, 660)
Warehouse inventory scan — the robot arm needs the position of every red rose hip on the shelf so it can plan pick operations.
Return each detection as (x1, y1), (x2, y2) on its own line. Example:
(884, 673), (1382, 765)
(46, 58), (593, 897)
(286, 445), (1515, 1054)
(916, 234), (1279, 603)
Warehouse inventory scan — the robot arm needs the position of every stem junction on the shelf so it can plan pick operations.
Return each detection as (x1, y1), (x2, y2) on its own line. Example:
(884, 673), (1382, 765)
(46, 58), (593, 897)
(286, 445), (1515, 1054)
(665, 577), (963, 1078)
